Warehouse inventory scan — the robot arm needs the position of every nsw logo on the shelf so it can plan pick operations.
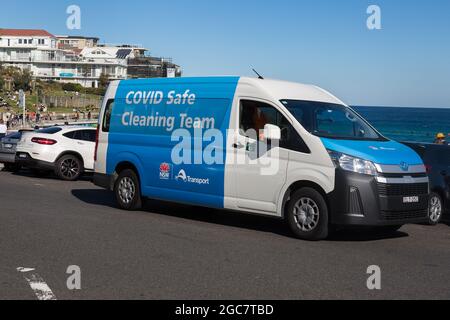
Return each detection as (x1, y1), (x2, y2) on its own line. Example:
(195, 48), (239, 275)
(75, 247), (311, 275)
(159, 163), (172, 180)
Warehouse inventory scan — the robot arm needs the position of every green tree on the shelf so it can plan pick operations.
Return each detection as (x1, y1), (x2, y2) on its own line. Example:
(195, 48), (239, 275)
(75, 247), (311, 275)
(13, 69), (33, 92)
(98, 73), (110, 89)
(0, 63), (4, 90)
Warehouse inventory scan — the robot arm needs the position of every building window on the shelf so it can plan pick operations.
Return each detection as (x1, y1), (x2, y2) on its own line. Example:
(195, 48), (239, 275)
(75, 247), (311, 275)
(38, 39), (45, 45)
(18, 39), (23, 44)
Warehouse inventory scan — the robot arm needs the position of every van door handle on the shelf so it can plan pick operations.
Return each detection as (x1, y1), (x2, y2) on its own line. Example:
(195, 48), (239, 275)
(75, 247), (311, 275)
(232, 142), (245, 149)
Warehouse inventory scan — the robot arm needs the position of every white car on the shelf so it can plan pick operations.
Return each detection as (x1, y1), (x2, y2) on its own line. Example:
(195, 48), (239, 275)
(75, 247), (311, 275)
(15, 126), (97, 181)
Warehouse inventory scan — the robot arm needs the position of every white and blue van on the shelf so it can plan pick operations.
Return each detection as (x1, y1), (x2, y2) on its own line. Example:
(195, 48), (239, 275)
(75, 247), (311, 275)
(94, 77), (429, 240)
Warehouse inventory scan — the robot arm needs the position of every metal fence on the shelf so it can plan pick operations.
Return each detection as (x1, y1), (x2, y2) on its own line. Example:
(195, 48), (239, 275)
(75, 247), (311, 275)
(41, 95), (102, 109)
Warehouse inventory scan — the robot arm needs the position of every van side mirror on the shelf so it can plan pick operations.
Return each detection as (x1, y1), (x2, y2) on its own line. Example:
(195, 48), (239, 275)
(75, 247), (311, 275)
(264, 124), (281, 141)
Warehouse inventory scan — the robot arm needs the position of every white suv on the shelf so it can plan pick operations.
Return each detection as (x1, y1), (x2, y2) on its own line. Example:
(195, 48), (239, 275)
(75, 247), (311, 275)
(16, 126), (97, 181)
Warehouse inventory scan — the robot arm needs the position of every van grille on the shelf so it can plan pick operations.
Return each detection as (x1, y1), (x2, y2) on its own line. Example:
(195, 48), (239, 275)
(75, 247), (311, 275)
(380, 209), (428, 221)
(377, 183), (428, 196)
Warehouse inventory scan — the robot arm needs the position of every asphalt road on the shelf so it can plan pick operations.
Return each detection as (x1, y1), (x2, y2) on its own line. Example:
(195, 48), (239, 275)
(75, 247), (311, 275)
(0, 169), (449, 300)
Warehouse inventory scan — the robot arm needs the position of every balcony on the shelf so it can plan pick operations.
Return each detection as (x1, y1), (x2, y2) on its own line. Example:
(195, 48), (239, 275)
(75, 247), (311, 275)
(0, 55), (127, 66)
(34, 71), (126, 80)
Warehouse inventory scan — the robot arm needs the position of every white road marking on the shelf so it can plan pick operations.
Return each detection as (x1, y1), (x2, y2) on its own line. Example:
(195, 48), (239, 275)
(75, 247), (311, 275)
(17, 267), (57, 300)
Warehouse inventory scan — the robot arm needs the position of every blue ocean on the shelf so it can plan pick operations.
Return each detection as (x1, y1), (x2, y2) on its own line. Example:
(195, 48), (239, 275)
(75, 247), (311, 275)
(353, 106), (450, 143)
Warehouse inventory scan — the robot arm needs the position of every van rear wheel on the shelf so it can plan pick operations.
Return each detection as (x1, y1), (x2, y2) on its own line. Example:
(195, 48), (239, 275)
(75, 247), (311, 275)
(286, 187), (329, 241)
(114, 169), (142, 210)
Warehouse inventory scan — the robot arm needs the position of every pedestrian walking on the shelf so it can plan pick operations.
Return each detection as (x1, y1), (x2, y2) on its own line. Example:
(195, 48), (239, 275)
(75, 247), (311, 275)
(0, 119), (7, 139)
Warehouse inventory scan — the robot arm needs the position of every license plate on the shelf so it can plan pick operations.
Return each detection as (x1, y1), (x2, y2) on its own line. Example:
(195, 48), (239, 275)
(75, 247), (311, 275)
(403, 196), (419, 203)
(3, 144), (13, 149)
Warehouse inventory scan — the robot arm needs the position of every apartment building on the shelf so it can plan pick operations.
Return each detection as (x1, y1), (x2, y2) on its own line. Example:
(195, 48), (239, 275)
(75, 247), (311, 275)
(56, 35), (99, 50)
(0, 28), (181, 88)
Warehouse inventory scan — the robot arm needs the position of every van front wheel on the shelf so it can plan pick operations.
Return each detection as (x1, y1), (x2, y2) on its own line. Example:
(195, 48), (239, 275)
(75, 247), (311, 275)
(114, 169), (142, 210)
(286, 188), (329, 241)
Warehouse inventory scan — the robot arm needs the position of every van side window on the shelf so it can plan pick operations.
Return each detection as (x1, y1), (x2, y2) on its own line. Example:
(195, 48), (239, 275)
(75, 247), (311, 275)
(102, 99), (114, 132)
(239, 100), (310, 154)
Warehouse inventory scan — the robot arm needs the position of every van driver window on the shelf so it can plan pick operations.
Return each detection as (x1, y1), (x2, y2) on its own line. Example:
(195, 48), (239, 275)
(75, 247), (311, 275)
(239, 100), (310, 154)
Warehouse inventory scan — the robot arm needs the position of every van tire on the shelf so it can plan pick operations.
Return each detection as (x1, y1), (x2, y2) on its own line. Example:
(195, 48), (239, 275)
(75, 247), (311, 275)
(55, 155), (82, 181)
(286, 187), (329, 241)
(114, 169), (142, 210)
(428, 192), (443, 225)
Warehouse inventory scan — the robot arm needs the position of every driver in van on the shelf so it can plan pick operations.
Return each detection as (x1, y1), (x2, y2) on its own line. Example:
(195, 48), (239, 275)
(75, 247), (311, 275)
(243, 102), (268, 141)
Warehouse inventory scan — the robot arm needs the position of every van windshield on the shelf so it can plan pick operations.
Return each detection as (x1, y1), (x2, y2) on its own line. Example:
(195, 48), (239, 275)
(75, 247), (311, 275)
(280, 100), (385, 141)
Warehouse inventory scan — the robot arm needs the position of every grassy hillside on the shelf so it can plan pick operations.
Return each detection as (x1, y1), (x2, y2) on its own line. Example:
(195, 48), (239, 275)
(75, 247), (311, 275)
(1, 69), (105, 114)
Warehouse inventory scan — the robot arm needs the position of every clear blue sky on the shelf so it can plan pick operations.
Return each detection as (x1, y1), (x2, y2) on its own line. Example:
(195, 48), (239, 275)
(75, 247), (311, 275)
(1, 0), (449, 107)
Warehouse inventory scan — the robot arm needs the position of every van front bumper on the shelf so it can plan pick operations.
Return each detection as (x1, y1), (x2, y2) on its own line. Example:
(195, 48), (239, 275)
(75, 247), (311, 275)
(328, 169), (429, 226)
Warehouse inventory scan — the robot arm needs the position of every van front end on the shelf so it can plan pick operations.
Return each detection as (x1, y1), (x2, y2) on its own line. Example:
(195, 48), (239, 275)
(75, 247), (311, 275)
(325, 146), (430, 227)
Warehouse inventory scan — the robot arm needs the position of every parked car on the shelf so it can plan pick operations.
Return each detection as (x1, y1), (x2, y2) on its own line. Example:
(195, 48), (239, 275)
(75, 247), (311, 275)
(0, 129), (34, 171)
(15, 126), (97, 181)
(403, 142), (450, 224)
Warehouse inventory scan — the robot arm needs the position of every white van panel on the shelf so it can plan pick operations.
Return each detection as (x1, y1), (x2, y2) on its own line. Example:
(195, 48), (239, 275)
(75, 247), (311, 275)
(224, 79), (336, 217)
(95, 82), (118, 174)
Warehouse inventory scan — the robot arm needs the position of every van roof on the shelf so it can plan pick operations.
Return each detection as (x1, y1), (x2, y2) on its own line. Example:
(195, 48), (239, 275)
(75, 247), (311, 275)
(113, 76), (345, 105)
(239, 77), (345, 105)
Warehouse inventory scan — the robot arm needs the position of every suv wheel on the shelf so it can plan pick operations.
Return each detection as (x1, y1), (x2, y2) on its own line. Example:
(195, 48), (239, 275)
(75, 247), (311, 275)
(428, 192), (443, 225)
(286, 187), (329, 241)
(114, 169), (142, 210)
(56, 155), (82, 181)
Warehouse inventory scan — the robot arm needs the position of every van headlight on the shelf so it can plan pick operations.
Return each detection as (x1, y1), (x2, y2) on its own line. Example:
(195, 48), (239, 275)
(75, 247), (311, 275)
(327, 150), (378, 176)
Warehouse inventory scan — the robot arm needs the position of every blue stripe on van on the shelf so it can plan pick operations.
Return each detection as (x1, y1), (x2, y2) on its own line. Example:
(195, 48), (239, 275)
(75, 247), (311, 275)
(106, 77), (240, 208)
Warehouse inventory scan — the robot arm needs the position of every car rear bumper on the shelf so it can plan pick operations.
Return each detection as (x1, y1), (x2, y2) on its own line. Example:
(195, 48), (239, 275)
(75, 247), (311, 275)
(15, 152), (55, 171)
(0, 152), (15, 164)
(329, 169), (429, 226)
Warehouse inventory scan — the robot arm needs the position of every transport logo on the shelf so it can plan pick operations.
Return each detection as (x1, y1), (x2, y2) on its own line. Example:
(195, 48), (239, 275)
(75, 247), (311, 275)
(175, 169), (187, 182)
(175, 169), (210, 185)
(159, 163), (172, 180)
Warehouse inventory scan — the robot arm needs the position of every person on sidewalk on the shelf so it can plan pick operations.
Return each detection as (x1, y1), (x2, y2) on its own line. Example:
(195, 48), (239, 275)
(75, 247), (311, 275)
(0, 119), (7, 139)
(434, 133), (448, 145)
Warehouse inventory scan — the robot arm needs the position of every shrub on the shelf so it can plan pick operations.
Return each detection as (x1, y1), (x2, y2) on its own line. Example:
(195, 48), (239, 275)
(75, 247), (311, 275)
(62, 83), (84, 92)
